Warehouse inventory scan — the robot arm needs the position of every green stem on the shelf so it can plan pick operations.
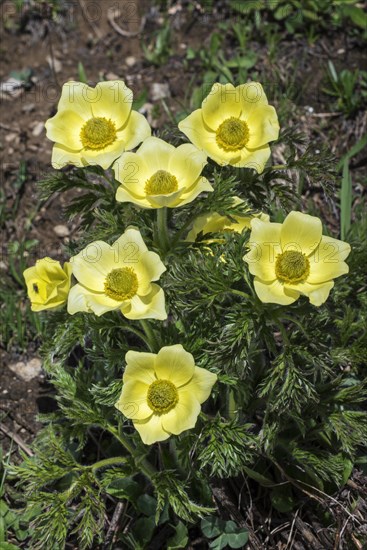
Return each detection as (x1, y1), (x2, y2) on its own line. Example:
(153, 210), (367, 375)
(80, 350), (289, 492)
(229, 289), (251, 299)
(157, 207), (170, 252)
(121, 324), (153, 351)
(271, 164), (288, 170)
(139, 320), (160, 352)
(107, 424), (157, 480)
(91, 456), (128, 472)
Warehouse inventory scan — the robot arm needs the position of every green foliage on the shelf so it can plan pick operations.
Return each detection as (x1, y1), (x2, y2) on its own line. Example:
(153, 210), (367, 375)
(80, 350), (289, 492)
(201, 516), (249, 549)
(142, 22), (172, 66)
(323, 61), (367, 116)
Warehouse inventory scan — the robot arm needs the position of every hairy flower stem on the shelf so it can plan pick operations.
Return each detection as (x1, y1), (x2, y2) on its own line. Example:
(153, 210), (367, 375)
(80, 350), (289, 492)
(121, 323), (152, 350)
(107, 424), (157, 480)
(91, 456), (128, 472)
(157, 207), (170, 252)
(139, 319), (160, 352)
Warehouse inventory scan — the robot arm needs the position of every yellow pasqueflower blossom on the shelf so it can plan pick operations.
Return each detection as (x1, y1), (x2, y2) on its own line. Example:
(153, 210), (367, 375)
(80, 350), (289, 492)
(24, 258), (72, 312)
(67, 228), (167, 320)
(178, 82), (279, 172)
(244, 211), (351, 306)
(115, 345), (217, 445)
(45, 81), (151, 170)
(186, 196), (269, 242)
(114, 136), (213, 208)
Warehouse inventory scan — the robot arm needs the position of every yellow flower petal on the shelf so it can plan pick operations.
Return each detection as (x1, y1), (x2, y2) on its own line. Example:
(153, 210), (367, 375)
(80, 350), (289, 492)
(115, 380), (152, 420)
(233, 144), (271, 172)
(67, 284), (90, 314)
(285, 280), (335, 306)
(133, 414), (169, 445)
(112, 227), (148, 261)
(280, 211), (322, 254)
(181, 366), (217, 403)
(45, 110), (84, 150)
(254, 278), (300, 305)
(81, 139), (126, 170)
(155, 344), (195, 387)
(92, 81), (132, 128)
(147, 189), (184, 208)
(244, 219), (282, 281)
(51, 143), (84, 169)
(137, 136), (174, 171)
(123, 351), (157, 384)
(123, 284), (167, 320)
(56, 81), (93, 120)
(67, 285), (122, 316)
(71, 241), (117, 292)
(24, 258), (71, 311)
(245, 105), (280, 148)
(169, 143), (208, 185)
(176, 177), (213, 207)
(161, 392), (201, 435)
(119, 110), (152, 151)
(308, 236), (350, 283)
(238, 82), (269, 116)
(178, 109), (240, 165)
(201, 83), (242, 129)
(114, 152), (151, 197)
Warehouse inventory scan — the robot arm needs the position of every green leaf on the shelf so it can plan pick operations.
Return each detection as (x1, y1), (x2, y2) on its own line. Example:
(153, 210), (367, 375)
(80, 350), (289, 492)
(131, 516), (155, 545)
(0, 544), (21, 550)
(136, 494), (157, 517)
(243, 466), (275, 487)
(167, 521), (189, 549)
(105, 477), (142, 502)
(270, 485), (295, 513)
(201, 516), (227, 538)
(340, 159), (352, 240)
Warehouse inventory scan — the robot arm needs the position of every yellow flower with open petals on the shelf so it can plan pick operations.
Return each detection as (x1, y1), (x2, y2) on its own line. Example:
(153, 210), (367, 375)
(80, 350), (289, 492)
(244, 211), (351, 306)
(24, 258), (72, 312)
(45, 81), (151, 170)
(68, 228), (167, 320)
(178, 82), (279, 172)
(114, 136), (213, 208)
(115, 345), (217, 445)
(186, 196), (269, 242)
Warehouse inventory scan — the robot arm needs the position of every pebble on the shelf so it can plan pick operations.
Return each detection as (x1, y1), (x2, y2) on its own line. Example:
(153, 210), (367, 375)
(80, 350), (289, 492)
(150, 82), (170, 101)
(106, 72), (120, 80)
(53, 224), (70, 237)
(8, 358), (42, 382)
(32, 122), (45, 137)
(125, 56), (136, 67)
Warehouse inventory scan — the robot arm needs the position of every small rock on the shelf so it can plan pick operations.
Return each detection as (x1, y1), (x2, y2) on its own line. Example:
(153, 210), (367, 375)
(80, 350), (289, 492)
(53, 224), (70, 237)
(0, 77), (24, 100)
(106, 72), (120, 80)
(46, 55), (62, 73)
(8, 358), (42, 382)
(32, 122), (45, 137)
(125, 56), (136, 67)
(5, 132), (18, 143)
(150, 82), (170, 101)
(22, 103), (36, 113)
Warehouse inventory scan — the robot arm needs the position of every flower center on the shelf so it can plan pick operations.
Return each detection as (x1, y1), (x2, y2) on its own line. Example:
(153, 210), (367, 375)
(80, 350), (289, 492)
(104, 267), (138, 301)
(147, 379), (179, 414)
(80, 117), (117, 150)
(145, 170), (178, 196)
(275, 250), (310, 284)
(216, 117), (249, 152)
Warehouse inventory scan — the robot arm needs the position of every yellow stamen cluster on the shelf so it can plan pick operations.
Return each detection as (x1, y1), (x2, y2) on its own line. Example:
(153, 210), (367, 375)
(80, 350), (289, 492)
(147, 379), (179, 414)
(145, 170), (178, 196)
(104, 267), (138, 301)
(80, 117), (117, 150)
(275, 250), (310, 284)
(216, 117), (249, 152)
